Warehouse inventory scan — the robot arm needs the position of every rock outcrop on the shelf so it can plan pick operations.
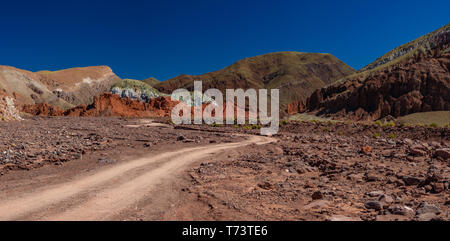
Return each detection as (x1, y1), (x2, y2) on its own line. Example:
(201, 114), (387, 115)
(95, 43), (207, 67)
(0, 93), (22, 121)
(22, 93), (180, 118)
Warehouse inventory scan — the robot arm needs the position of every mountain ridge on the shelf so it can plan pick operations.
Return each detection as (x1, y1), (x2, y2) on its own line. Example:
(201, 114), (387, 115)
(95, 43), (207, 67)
(154, 51), (356, 114)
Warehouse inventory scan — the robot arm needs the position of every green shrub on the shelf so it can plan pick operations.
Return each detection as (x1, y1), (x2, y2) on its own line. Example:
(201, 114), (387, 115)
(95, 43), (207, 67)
(251, 124), (262, 130)
(210, 123), (222, 128)
(373, 132), (380, 138)
(374, 120), (382, 126)
(399, 122), (409, 127)
(388, 133), (397, 139)
(429, 123), (438, 128)
(382, 121), (395, 127)
(323, 127), (330, 132)
(242, 125), (252, 130)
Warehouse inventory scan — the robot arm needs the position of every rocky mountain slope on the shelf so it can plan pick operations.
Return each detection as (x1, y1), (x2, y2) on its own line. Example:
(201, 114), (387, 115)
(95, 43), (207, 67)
(304, 23), (450, 121)
(37, 66), (121, 107)
(0, 65), (121, 110)
(0, 66), (74, 109)
(154, 52), (356, 113)
(142, 77), (160, 86)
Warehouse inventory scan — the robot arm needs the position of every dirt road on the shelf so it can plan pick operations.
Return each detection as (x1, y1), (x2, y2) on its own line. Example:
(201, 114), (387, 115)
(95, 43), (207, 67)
(0, 129), (275, 221)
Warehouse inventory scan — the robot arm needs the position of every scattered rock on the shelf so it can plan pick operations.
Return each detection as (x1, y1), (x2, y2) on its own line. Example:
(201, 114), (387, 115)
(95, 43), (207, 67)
(312, 191), (323, 200)
(257, 182), (274, 190)
(435, 148), (450, 160)
(388, 205), (414, 216)
(364, 173), (380, 182)
(410, 145), (427, 156)
(367, 191), (384, 197)
(361, 146), (372, 155)
(378, 194), (394, 208)
(365, 200), (382, 211)
(403, 176), (422, 186)
(432, 182), (445, 193)
(417, 213), (441, 221)
(417, 202), (441, 215)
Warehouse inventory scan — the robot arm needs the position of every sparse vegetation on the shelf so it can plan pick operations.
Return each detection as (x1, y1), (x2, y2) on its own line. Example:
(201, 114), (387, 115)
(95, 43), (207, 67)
(210, 123), (222, 128)
(251, 124), (262, 130)
(382, 121), (395, 128)
(375, 120), (382, 126)
(388, 133), (397, 139)
(373, 132), (380, 138)
(242, 125), (252, 130)
(429, 123), (438, 128)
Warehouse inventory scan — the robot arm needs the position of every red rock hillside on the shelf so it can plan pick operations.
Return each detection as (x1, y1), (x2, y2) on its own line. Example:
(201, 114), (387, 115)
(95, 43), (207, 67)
(22, 93), (180, 118)
(302, 24), (450, 121)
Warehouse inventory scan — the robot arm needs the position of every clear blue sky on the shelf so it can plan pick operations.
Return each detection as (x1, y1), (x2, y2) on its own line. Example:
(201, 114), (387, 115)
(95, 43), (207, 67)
(0, 0), (449, 81)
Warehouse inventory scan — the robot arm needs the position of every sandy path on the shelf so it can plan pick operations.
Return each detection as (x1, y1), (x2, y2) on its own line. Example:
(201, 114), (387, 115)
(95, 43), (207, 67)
(0, 132), (275, 221)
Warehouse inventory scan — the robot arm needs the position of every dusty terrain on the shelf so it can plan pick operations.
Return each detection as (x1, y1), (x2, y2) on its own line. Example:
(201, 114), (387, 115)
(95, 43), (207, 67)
(0, 117), (448, 221)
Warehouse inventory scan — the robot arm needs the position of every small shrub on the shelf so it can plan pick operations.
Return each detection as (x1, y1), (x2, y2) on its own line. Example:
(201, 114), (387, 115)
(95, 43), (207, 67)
(374, 120), (382, 126)
(373, 132), (380, 138)
(382, 121), (395, 127)
(323, 127), (330, 132)
(242, 125), (252, 130)
(210, 123), (222, 128)
(429, 123), (438, 128)
(282, 120), (289, 125)
(251, 124), (261, 130)
(399, 122), (409, 127)
(388, 133), (397, 139)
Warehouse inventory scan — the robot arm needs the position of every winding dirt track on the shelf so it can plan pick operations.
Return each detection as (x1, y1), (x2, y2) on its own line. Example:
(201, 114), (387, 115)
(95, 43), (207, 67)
(0, 132), (275, 221)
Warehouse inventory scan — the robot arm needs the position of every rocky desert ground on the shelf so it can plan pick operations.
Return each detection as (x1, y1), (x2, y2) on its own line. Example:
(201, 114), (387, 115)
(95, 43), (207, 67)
(0, 117), (448, 221)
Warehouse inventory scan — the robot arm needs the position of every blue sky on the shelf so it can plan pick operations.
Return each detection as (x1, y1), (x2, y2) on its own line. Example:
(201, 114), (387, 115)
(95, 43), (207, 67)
(0, 0), (448, 80)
